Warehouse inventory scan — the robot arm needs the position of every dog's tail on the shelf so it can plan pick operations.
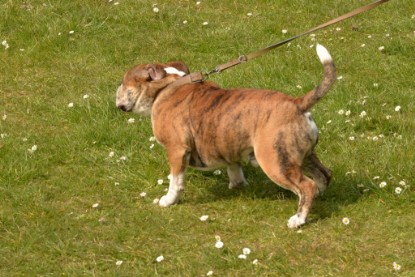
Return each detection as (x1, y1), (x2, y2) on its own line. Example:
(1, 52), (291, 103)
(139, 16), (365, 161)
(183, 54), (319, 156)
(295, 44), (336, 112)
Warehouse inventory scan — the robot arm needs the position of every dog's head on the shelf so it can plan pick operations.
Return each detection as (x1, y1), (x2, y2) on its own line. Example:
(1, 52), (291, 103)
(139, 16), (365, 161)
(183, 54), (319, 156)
(116, 61), (189, 115)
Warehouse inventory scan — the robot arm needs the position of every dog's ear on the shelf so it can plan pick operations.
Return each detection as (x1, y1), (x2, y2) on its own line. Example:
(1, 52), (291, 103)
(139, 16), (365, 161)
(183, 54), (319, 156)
(167, 61), (190, 74)
(146, 64), (166, 81)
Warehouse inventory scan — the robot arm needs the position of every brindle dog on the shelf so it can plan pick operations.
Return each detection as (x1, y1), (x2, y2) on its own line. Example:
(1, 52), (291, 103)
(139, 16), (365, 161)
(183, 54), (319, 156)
(116, 44), (336, 228)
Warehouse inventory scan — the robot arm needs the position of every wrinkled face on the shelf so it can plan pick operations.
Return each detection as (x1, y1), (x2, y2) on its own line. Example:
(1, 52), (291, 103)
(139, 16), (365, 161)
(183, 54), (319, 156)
(116, 62), (189, 115)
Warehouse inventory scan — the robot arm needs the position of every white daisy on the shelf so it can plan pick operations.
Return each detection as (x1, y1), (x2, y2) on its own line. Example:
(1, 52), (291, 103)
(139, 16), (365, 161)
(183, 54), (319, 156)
(359, 111), (367, 118)
(213, 169), (221, 175)
(242, 247), (251, 255)
(200, 215), (209, 221)
(115, 260), (123, 266)
(156, 255), (164, 263)
(393, 262), (401, 271)
(395, 187), (402, 195)
(398, 180), (407, 188)
(342, 217), (350, 225)
(215, 241), (224, 249)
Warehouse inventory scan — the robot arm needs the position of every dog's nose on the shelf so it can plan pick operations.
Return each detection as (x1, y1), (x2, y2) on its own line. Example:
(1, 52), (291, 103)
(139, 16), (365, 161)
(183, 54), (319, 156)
(117, 104), (127, 111)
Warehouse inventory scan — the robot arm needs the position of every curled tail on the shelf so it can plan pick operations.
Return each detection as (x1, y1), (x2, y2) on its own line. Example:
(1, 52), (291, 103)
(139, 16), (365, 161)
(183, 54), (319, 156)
(295, 44), (336, 112)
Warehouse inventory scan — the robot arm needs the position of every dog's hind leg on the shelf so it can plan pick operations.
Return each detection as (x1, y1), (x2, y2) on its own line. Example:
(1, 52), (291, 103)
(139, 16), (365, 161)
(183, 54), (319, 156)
(254, 140), (318, 228)
(302, 152), (332, 195)
(159, 148), (188, 207)
(227, 163), (248, 189)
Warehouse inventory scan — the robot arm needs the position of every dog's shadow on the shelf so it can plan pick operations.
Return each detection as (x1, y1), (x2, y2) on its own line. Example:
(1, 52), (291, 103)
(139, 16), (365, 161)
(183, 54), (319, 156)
(190, 166), (365, 222)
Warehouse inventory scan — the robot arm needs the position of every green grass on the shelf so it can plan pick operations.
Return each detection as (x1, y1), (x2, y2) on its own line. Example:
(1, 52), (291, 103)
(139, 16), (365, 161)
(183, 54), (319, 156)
(1, 0), (414, 275)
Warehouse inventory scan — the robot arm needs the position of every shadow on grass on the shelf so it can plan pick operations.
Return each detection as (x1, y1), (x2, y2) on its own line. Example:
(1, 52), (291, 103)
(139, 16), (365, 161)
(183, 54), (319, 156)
(189, 165), (366, 223)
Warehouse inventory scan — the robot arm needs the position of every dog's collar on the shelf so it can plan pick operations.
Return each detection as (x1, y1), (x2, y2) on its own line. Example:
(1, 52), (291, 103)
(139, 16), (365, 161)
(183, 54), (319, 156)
(166, 72), (206, 90)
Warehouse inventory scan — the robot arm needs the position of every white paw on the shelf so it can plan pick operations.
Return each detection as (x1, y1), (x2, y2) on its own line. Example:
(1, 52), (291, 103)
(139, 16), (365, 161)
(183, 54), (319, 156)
(228, 180), (248, 189)
(159, 195), (176, 207)
(287, 214), (306, 229)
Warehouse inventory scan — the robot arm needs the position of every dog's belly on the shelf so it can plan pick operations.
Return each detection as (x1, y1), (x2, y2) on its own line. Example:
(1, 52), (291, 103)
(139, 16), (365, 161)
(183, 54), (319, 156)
(188, 146), (254, 171)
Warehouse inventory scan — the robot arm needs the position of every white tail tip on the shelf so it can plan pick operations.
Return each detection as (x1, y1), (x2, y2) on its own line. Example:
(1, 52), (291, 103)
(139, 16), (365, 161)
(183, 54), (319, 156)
(316, 44), (332, 64)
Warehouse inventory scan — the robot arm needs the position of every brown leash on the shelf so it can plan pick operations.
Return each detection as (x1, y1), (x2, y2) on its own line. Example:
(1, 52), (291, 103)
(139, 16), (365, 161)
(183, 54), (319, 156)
(173, 0), (390, 86)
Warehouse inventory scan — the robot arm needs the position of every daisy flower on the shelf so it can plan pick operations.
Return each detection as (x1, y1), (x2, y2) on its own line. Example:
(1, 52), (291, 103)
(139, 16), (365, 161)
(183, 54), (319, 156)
(2, 40), (9, 49)
(238, 254), (247, 259)
(395, 187), (402, 195)
(127, 118), (135, 124)
(399, 180), (407, 188)
(213, 169), (221, 175)
(359, 111), (367, 118)
(215, 241), (224, 249)
(115, 260), (123, 266)
(29, 145), (38, 153)
(242, 247), (251, 255)
(157, 179), (164, 185)
(200, 215), (209, 222)
(156, 255), (164, 263)
(342, 217), (350, 225)
(393, 261), (401, 271)
(379, 181), (387, 188)
(394, 105), (401, 112)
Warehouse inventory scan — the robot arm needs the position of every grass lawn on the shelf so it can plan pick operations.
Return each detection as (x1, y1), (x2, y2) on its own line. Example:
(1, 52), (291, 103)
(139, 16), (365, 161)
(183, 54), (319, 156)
(1, 0), (414, 275)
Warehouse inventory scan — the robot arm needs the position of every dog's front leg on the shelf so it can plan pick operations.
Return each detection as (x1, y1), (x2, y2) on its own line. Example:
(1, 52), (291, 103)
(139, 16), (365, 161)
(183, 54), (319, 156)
(159, 149), (187, 207)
